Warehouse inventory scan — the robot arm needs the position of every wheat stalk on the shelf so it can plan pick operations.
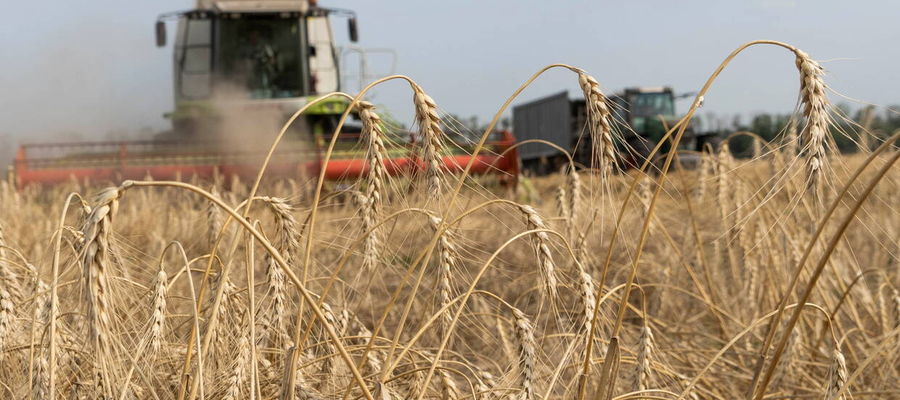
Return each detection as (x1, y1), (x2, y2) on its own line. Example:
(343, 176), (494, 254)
(771, 328), (798, 390)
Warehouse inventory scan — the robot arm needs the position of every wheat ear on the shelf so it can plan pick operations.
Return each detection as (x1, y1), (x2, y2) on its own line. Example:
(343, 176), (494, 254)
(512, 307), (536, 400)
(80, 186), (122, 396)
(555, 185), (570, 236)
(222, 333), (250, 400)
(576, 72), (616, 175)
(207, 187), (224, 247)
(892, 288), (900, 329)
(33, 346), (50, 399)
(149, 266), (167, 354)
(475, 369), (498, 400)
(567, 167), (582, 228)
(429, 215), (459, 337)
(0, 223), (23, 302)
(413, 85), (447, 196)
(824, 346), (848, 400)
(697, 152), (712, 199)
(0, 286), (12, 351)
(358, 101), (388, 270)
(261, 196), (301, 348)
(632, 324), (655, 393)
(316, 302), (340, 381)
(352, 314), (384, 377)
(518, 205), (559, 304)
(716, 144), (737, 269)
(264, 257), (288, 346)
(438, 368), (459, 400)
(260, 196), (302, 259)
(574, 261), (596, 335)
(795, 50), (829, 196)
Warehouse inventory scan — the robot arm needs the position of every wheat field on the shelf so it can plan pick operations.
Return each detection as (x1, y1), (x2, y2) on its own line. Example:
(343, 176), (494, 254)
(0, 40), (898, 400)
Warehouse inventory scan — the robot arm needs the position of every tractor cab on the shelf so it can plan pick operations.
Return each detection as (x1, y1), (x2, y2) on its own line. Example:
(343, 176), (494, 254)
(610, 86), (703, 166)
(610, 87), (678, 145)
(155, 0), (359, 143)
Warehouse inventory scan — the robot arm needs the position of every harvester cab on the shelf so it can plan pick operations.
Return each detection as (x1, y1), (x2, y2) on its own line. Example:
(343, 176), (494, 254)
(154, 0), (358, 143)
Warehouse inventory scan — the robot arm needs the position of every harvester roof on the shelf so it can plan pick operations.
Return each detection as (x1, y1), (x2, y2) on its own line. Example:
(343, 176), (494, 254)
(195, 0), (311, 13)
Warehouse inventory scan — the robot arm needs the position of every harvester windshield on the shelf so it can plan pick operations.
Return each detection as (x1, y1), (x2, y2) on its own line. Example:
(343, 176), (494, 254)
(218, 16), (303, 99)
(174, 12), (313, 101)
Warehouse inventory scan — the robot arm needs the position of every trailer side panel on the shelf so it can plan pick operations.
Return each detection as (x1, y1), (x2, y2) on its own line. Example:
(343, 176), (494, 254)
(512, 91), (572, 162)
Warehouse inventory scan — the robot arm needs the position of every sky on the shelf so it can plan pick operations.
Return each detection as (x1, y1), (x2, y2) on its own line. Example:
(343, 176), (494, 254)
(1, 0), (898, 154)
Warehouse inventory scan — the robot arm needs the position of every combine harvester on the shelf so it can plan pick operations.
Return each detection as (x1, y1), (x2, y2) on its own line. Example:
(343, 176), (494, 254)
(9, 0), (519, 188)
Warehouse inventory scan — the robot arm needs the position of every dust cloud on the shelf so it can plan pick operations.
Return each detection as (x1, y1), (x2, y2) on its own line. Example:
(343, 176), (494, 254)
(0, 1), (184, 168)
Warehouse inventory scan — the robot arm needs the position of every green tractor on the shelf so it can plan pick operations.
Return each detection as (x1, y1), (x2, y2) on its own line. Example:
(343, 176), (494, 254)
(513, 86), (713, 173)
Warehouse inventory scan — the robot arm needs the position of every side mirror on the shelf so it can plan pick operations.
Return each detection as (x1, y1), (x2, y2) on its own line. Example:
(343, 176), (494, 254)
(348, 17), (359, 42)
(155, 21), (166, 47)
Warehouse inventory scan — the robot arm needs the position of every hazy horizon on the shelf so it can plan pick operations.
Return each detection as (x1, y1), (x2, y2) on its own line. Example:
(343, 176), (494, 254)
(2, 0), (898, 154)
